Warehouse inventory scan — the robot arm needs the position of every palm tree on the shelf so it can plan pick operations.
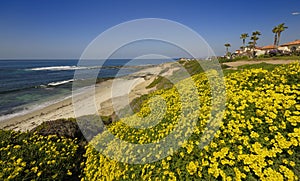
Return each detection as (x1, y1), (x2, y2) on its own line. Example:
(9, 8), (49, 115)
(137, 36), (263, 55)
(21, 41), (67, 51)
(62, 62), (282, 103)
(247, 41), (254, 50)
(240, 33), (249, 50)
(276, 23), (288, 46)
(245, 42), (254, 57)
(250, 36), (259, 48)
(224, 43), (231, 55)
(272, 26), (279, 46)
(250, 31), (261, 49)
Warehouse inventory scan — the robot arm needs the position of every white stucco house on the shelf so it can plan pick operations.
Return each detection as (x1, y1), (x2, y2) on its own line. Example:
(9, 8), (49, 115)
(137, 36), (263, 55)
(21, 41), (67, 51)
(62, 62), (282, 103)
(258, 45), (277, 55)
(230, 39), (300, 58)
(236, 47), (264, 56)
(279, 40), (300, 52)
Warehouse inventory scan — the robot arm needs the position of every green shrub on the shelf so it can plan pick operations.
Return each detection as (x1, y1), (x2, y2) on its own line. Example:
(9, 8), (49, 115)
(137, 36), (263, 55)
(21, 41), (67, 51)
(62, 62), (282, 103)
(32, 118), (83, 139)
(233, 55), (249, 61)
(257, 54), (270, 59)
(146, 75), (173, 89)
(237, 62), (281, 71)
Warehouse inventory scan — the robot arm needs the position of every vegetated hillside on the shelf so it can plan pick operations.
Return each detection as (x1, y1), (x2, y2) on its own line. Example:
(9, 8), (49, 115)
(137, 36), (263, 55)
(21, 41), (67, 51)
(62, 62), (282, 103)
(83, 62), (300, 180)
(1, 62), (299, 181)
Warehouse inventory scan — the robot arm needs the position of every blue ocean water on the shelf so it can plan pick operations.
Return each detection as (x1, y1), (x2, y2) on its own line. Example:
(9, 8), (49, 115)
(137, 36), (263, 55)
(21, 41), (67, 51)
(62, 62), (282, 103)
(0, 59), (172, 120)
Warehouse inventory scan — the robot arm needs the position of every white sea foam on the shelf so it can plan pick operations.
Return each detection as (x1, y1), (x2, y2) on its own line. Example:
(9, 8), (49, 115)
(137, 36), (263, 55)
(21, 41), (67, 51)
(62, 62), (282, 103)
(47, 79), (74, 86)
(29, 66), (102, 71)
(28, 64), (146, 71)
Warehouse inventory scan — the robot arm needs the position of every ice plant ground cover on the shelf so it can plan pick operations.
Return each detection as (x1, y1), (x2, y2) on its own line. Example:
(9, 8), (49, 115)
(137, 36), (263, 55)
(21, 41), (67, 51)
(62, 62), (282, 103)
(0, 131), (80, 180)
(0, 62), (299, 180)
(83, 62), (300, 180)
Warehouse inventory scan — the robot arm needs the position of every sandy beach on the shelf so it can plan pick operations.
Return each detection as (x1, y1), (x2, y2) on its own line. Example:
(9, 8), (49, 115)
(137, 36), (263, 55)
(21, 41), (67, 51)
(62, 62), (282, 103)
(0, 62), (179, 131)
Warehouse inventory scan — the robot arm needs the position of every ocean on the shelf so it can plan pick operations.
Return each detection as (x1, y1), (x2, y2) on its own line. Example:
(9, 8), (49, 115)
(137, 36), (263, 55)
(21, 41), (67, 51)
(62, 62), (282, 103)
(0, 59), (173, 121)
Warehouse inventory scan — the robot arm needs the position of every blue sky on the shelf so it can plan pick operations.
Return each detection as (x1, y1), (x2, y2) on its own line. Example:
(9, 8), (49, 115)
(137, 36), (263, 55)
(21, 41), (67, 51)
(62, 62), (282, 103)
(0, 0), (299, 59)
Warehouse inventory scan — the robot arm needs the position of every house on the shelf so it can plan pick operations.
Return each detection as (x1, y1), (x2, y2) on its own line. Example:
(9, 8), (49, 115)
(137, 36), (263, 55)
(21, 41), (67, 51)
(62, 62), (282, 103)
(279, 40), (300, 52)
(233, 40), (300, 58)
(254, 46), (265, 56)
(253, 45), (278, 56)
(234, 46), (264, 57)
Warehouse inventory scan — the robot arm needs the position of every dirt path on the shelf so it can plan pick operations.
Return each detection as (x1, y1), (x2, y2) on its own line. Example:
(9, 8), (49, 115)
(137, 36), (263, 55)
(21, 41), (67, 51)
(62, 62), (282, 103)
(223, 59), (299, 68)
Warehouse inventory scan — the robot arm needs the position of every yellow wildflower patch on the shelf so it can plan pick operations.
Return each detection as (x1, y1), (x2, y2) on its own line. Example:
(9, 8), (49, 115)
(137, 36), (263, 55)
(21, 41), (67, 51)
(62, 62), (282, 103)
(80, 62), (300, 180)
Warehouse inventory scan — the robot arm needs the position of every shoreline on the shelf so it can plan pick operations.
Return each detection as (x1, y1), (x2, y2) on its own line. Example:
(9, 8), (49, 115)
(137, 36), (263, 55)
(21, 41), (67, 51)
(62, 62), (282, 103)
(0, 62), (178, 131)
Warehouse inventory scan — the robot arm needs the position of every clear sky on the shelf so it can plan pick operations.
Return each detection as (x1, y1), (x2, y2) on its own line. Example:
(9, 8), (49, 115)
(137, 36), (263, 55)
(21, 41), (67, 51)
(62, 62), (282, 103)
(0, 0), (299, 59)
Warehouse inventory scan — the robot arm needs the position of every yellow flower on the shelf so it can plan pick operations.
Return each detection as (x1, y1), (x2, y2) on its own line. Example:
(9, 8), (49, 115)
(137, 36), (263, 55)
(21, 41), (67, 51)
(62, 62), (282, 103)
(243, 166), (250, 172)
(37, 171), (42, 177)
(179, 152), (184, 158)
(282, 159), (289, 164)
(186, 161), (198, 175)
(52, 174), (58, 179)
(16, 158), (22, 164)
(13, 145), (21, 149)
(31, 167), (38, 173)
(289, 161), (296, 167)
(67, 170), (72, 176)
(250, 131), (259, 138)
(268, 160), (273, 165)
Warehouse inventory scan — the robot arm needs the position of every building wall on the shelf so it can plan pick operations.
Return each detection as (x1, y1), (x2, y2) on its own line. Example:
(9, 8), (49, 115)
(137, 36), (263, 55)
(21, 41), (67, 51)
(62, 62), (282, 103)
(280, 45), (300, 51)
(278, 46), (289, 51)
(255, 49), (266, 56)
(289, 45), (300, 51)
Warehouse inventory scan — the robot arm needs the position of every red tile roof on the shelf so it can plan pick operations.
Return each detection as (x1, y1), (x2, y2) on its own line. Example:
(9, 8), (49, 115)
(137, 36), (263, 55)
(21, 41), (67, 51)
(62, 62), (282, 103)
(255, 46), (263, 50)
(261, 45), (277, 50)
(281, 40), (300, 46)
